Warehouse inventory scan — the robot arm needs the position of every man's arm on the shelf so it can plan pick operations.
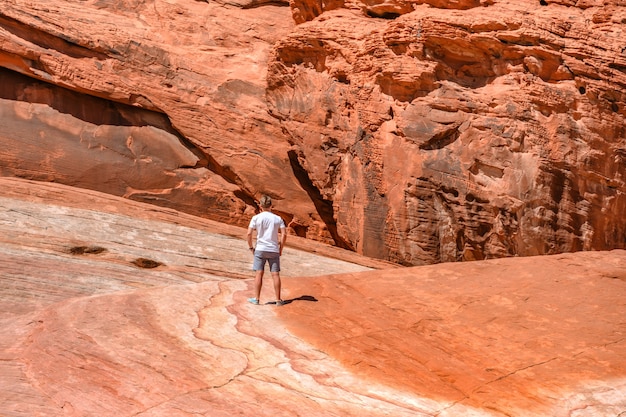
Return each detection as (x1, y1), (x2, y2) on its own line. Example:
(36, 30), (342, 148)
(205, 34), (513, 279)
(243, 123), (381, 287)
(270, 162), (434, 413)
(246, 228), (255, 252)
(279, 226), (287, 256)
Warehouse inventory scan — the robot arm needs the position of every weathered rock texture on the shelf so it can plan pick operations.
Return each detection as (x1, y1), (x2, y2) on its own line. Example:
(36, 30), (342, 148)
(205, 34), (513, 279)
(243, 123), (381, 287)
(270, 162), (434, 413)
(1, 177), (625, 416)
(0, 0), (625, 264)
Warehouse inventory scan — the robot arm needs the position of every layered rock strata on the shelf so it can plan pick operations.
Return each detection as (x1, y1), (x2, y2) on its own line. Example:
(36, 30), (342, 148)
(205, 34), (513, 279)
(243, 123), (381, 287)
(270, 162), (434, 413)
(0, 0), (624, 264)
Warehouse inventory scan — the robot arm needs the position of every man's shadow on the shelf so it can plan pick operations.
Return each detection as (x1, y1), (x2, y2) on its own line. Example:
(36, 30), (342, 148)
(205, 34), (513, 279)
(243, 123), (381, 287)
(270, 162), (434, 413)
(269, 295), (318, 305)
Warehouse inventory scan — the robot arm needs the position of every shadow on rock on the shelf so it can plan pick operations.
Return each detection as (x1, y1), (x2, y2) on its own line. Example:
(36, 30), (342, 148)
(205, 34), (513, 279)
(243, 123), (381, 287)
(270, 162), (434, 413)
(270, 295), (318, 305)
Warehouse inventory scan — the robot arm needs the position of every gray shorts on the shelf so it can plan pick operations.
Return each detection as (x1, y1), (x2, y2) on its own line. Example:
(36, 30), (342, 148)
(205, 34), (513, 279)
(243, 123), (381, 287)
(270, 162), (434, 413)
(252, 250), (280, 272)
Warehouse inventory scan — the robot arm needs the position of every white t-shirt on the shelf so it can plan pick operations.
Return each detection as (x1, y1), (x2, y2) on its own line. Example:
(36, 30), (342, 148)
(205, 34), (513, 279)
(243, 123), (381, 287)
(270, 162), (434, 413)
(249, 211), (285, 253)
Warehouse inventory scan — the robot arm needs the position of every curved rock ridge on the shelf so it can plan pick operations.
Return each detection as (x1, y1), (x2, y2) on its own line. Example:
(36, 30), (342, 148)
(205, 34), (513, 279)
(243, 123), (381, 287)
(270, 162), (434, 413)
(0, 0), (625, 265)
(0, 178), (624, 416)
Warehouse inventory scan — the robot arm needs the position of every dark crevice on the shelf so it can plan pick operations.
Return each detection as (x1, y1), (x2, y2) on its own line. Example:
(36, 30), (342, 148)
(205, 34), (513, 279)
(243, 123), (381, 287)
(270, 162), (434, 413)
(608, 62), (626, 74)
(466, 193), (490, 204)
(204, 153), (240, 186)
(334, 71), (350, 84)
(366, 10), (401, 19)
(239, 0), (290, 8)
(188, 145), (264, 210)
(419, 123), (461, 150)
(469, 160), (505, 179)
(234, 190), (259, 209)
(289, 222), (308, 237)
(287, 149), (354, 250)
(203, 154), (258, 207)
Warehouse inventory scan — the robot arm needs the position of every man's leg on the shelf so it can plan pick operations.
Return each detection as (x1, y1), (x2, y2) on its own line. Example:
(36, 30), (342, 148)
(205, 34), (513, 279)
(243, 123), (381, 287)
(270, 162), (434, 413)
(250, 253), (265, 304)
(254, 270), (264, 301)
(271, 271), (281, 302)
(267, 254), (282, 302)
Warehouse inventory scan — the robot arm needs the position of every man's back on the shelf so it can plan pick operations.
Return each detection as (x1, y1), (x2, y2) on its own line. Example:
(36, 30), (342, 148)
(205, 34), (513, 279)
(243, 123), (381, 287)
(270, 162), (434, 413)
(250, 211), (284, 252)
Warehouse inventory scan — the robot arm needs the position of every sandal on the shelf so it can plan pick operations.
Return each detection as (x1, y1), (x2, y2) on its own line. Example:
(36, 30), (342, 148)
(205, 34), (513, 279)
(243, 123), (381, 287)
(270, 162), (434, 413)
(248, 298), (259, 305)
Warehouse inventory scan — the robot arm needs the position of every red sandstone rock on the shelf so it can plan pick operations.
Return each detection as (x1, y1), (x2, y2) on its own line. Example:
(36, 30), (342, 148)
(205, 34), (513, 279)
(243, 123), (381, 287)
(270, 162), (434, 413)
(0, 0), (624, 264)
(267, 3), (626, 263)
(0, 178), (624, 416)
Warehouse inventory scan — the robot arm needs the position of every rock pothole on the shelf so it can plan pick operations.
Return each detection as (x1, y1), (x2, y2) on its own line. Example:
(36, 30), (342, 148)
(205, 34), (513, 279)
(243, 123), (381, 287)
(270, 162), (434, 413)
(69, 245), (107, 255)
(132, 258), (163, 269)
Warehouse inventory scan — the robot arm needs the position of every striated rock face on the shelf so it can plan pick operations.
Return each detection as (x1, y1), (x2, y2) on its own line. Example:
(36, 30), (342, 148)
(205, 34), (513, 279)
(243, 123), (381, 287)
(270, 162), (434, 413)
(268, 1), (626, 263)
(0, 0), (625, 264)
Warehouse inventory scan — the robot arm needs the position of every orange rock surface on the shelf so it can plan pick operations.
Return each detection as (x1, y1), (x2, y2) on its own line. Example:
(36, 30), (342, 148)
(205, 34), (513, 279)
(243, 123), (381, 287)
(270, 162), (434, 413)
(279, 254), (626, 415)
(0, 178), (624, 416)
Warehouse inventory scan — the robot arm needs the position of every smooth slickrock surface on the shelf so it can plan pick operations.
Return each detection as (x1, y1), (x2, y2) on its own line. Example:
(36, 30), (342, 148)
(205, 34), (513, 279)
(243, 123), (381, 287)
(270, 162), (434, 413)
(1, 0), (624, 264)
(0, 177), (624, 416)
(279, 253), (626, 416)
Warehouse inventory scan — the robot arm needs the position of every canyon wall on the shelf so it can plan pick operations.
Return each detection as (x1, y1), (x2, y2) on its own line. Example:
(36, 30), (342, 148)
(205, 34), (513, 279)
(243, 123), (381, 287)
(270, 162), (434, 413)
(0, 0), (624, 264)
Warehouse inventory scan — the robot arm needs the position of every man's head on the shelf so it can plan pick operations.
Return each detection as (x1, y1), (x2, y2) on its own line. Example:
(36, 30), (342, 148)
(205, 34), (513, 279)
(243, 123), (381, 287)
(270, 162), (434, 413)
(259, 195), (272, 209)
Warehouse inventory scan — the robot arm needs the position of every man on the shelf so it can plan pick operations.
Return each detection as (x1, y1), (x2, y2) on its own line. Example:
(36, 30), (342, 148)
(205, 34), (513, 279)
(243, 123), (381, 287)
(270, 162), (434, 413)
(246, 195), (287, 306)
